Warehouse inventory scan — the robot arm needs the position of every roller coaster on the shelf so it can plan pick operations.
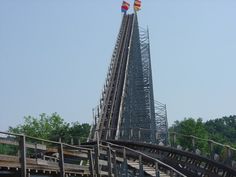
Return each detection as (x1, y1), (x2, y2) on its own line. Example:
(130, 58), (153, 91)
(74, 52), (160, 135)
(0, 13), (235, 177)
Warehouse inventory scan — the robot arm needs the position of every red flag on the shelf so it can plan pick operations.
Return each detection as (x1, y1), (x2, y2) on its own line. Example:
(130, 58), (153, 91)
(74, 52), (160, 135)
(121, 1), (130, 13)
(134, 0), (141, 11)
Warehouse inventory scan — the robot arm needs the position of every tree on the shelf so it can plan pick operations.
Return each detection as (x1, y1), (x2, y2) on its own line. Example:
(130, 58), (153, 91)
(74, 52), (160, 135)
(169, 118), (208, 152)
(49, 121), (91, 143)
(205, 115), (236, 146)
(69, 122), (91, 143)
(8, 113), (91, 143)
(9, 113), (69, 139)
(169, 116), (236, 156)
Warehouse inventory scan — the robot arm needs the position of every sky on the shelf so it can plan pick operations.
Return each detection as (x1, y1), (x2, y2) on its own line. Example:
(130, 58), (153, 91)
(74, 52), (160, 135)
(0, 0), (236, 131)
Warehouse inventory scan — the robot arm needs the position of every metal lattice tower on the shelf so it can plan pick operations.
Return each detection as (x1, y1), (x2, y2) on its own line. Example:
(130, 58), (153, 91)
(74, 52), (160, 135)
(89, 13), (168, 144)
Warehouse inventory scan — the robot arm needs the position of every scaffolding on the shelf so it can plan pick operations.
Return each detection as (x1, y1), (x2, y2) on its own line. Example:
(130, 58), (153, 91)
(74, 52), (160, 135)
(89, 14), (169, 145)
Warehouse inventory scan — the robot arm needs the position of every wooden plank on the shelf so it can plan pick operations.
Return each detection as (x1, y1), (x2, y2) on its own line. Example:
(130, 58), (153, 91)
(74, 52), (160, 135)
(0, 139), (18, 146)
(58, 143), (65, 177)
(36, 159), (48, 165)
(0, 155), (19, 162)
(46, 147), (89, 159)
(94, 145), (100, 176)
(0, 156), (88, 175)
(19, 135), (26, 177)
(89, 150), (95, 177)
(107, 146), (112, 177)
(64, 163), (90, 171)
(0, 155), (89, 175)
(112, 151), (118, 177)
(116, 156), (170, 177)
(26, 143), (46, 150)
(0, 139), (46, 151)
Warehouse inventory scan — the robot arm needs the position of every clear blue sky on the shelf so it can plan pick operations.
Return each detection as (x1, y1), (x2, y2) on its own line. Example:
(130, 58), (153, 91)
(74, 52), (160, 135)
(0, 0), (236, 131)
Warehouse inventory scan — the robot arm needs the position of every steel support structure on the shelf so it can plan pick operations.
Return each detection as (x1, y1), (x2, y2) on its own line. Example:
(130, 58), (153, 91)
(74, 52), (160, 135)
(89, 13), (168, 144)
(139, 27), (156, 143)
(118, 14), (150, 142)
(155, 101), (168, 145)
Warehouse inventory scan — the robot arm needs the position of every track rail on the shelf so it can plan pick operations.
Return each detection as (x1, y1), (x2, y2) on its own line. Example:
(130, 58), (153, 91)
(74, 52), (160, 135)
(0, 131), (185, 177)
(95, 14), (136, 141)
(108, 140), (236, 177)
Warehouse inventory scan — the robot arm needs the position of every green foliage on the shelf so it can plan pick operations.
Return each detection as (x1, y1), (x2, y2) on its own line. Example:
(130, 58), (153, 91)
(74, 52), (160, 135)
(170, 118), (208, 152)
(205, 115), (236, 146)
(49, 121), (91, 143)
(9, 113), (69, 139)
(8, 113), (91, 143)
(0, 144), (17, 155)
(69, 122), (91, 143)
(169, 116), (236, 156)
(171, 118), (207, 136)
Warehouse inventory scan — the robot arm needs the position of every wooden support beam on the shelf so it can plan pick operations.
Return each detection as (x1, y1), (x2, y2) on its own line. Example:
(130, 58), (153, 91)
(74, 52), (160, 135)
(123, 148), (128, 177)
(89, 150), (95, 177)
(94, 145), (100, 177)
(108, 128), (111, 139)
(19, 135), (26, 177)
(112, 150), (118, 177)
(77, 138), (81, 146)
(138, 129), (141, 141)
(58, 143), (65, 177)
(138, 155), (143, 177)
(170, 169), (174, 177)
(173, 133), (176, 147)
(192, 137), (196, 152)
(107, 146), (112, 177)
(208, 140), (214, 160)
(70, 138), (74, 145)
(156, 132), (159, 142)
(27, 171), (30, 177)
(225, 145), (232, 165)
(130, 128), (133, 139)
(155, 162), (160, 177)
(95, 133), (100, 177)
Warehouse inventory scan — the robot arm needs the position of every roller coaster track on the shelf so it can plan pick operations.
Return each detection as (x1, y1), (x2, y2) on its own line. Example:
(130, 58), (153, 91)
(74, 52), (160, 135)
(0, 131), (186, 177)
(93, 14), (135, 141)
(90, 13), (162, 144)
(107, 140), (236, 177)
(0, 131), (235, 177)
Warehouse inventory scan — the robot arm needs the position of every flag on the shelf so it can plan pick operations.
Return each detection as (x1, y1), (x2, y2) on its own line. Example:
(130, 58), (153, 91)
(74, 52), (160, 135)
(134, 0), (141, 11)
(121, 1), (130, 13)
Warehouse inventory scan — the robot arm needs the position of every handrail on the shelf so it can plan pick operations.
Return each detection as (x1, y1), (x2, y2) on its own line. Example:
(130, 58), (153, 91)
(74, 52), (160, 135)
(169, 132), (236, 151)
(88, 128), (236, 151)
(0, 131), (93, 151)
(2, 130), (234, 152)
(101, 141), (187, 177)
